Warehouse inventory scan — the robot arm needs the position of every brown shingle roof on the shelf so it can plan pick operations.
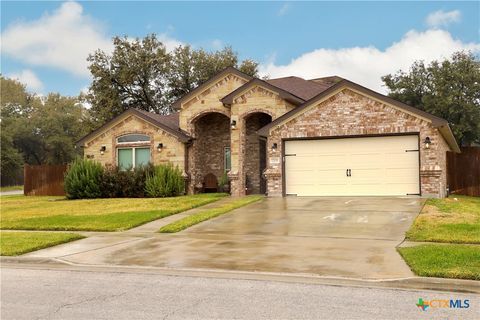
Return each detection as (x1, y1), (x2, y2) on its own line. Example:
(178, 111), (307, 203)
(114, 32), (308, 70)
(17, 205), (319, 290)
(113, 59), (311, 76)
(266, 76), (334, 100)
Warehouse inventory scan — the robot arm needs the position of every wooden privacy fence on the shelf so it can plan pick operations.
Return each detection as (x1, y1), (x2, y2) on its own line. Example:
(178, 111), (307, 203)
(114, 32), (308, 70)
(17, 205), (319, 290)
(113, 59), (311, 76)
(447, 147), (480, 197)
(24, 164), (68, 196)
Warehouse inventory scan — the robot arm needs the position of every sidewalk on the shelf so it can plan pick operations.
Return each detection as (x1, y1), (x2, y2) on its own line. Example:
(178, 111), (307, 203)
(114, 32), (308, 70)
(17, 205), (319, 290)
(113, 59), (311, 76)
(17, 196), (243, 259)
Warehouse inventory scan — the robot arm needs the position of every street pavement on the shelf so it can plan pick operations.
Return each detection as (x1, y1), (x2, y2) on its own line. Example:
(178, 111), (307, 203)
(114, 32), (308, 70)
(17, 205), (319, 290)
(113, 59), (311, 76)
(1, 267), (478, 320)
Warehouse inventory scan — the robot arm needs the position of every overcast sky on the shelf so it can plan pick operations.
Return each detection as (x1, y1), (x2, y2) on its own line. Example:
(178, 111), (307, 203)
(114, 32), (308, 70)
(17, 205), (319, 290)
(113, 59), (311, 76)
(1, 1), (479, 96)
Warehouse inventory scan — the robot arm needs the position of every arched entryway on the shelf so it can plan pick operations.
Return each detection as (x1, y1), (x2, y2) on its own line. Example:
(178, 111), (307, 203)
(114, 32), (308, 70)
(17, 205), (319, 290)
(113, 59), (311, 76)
(243, 112), (272, 194)
(191, 112), (231, 192)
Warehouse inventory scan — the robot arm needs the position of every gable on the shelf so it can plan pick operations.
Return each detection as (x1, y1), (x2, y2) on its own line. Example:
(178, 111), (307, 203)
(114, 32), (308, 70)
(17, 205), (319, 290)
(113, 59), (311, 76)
(258, 84), (460, 152)
(182, 73), (249, 109)
(78, 109), (190, 147)
(172, 67), (252, 110)
(271, 88), (430, 135)
(221, 78), (305, 106)
(231, 85), (285, 104)
(83, 114), (159, 148)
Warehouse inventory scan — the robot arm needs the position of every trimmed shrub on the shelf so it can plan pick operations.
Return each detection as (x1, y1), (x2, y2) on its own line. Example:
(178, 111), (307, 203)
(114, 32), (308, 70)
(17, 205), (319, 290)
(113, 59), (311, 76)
(145, 163), (185, 197)
(100, 164), (154, 198)
(64, 159), (103, 199)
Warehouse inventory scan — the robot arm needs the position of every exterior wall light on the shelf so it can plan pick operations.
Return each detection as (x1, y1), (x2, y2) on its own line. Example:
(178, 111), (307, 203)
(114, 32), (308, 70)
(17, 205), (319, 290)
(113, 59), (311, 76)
(100, 146), (106, 155)
(230, 120), (237, 130)
(157, 143), (164, 152)
(272, 143), (278, 151)
(423, 137), (431, 149)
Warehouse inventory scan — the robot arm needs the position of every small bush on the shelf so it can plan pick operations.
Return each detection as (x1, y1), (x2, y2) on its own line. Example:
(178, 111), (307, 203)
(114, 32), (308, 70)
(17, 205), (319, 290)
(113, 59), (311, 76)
(64, 159), (103, 199)
(100, 164), (154, 198)
(145, 163), (185, 197)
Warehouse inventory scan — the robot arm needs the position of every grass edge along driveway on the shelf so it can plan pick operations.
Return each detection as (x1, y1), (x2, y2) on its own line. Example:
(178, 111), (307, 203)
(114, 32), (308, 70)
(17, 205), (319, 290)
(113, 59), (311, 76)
(0, 231), (84, 256)
(406, 195), (479, 244)
(159, 195), (263, 233)
(1, 193), (227, 232)
(398, 244), (480, 281)
(400, 196), (480, 280)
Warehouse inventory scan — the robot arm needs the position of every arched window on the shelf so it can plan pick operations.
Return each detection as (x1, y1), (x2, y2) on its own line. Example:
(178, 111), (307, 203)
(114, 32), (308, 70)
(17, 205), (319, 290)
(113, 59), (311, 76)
(117, 134), (150, 144)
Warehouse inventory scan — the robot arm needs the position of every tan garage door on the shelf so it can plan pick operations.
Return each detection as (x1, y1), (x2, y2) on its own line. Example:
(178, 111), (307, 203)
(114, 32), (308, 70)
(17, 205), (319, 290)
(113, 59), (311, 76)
(284, 135), (420, 196)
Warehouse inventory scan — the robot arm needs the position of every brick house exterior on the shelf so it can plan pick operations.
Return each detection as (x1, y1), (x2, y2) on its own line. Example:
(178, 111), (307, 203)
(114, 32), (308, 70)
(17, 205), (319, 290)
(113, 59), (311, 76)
(78, 67), (460, 198)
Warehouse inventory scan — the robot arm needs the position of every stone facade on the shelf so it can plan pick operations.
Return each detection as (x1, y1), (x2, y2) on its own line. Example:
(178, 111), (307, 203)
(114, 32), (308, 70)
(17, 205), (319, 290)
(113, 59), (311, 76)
(179, 74), (294, 196)
(189, 113), (230, 192)
(228, 86), (296, 196)
(83, 71), (454, 199)
(83, 114), (185, 169)
(244, 113), (271, 194)
(265, 88), (450, 198)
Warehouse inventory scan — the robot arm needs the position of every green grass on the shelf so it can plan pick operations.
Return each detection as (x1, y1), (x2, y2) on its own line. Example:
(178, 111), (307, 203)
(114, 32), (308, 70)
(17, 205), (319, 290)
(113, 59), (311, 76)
(398, 244), (480, 280)
(0, 231), (84, 256)
(0, 185), (23, 192)
(406, 196), (480, 244)
(0, 193), (227, 231)
(159, 195), (263, 233)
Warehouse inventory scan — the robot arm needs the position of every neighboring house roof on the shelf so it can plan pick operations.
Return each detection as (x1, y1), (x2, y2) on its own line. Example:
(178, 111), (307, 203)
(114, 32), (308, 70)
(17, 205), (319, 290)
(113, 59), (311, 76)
(257, 79), (460, 152)
(76, 108), (191, 146)
(171, 66), (253, 110)
(221, 78), (306, 106)
(266, 76), (335, 100)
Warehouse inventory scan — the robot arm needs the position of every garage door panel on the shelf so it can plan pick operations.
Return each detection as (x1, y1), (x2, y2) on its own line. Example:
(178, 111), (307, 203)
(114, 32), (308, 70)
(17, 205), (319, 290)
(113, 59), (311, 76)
(287, 155), (348, 170)
(284, 135), (420, 196)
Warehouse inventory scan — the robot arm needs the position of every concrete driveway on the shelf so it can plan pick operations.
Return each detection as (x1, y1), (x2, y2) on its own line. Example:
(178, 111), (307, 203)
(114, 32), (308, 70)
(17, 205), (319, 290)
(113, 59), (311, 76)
(45, 197), (424, 279)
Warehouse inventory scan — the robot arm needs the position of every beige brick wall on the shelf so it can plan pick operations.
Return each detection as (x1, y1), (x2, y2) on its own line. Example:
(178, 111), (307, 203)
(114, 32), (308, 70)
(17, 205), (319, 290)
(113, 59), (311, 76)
(83, 115), (185, 170)
(265, 88), (450, 198)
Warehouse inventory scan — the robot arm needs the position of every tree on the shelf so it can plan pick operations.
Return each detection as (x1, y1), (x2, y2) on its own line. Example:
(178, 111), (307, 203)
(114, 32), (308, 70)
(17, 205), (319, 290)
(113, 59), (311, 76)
(1, 76), (92, 182)
(10, 94), (91, 165)
(0, 77), (33, 185)
(87, 34), (170, 123)
(382, 51), (480, 145)
(87, 34), (259, 124)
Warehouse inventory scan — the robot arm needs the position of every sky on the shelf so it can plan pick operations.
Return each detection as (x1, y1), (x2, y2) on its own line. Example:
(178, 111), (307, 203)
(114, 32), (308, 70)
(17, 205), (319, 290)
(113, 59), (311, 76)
(1, 1), (479, 96)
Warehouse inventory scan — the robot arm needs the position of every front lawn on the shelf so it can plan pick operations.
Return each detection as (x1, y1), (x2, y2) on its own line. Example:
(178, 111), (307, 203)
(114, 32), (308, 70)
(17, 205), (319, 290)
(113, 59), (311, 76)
(159, 195), (263, 233)
(0, 231), (84, 256)
(0, 193), (226, 231)
(406, 196), (480, 244)
(398, 244), (480, 280)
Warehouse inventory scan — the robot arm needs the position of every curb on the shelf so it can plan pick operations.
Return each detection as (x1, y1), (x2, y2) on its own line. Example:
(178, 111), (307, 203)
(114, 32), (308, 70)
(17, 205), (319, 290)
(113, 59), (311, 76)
(1, 256), (479, 294)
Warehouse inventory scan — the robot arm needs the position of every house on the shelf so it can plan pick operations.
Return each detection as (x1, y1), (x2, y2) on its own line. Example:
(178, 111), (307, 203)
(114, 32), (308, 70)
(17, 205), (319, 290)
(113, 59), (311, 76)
(77, 67), (460, 198)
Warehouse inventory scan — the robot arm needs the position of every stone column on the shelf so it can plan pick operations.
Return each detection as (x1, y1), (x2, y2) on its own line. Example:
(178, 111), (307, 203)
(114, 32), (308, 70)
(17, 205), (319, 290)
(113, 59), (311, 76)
(228, 114), (245, 196)
(265, 136), (282, 196)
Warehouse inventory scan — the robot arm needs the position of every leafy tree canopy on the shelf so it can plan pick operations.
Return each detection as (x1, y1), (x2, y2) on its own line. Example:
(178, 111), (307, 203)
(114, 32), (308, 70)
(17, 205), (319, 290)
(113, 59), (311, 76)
(382, 51), (480, 145)
(86, 34), (259, 124)
(1, 77), (92, 185)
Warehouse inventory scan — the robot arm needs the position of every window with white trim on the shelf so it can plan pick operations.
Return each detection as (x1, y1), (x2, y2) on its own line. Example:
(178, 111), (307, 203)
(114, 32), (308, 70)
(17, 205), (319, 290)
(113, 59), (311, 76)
(117, 147), (151, 170)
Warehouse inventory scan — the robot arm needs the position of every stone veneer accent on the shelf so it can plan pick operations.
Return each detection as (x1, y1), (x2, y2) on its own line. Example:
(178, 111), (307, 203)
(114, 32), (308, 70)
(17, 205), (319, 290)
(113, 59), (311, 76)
(265, 88), (450, 198)
(84, 71), (453, 199)
(244, 113), (271, 194)
(179, 74), (295, 196)
(228, 86), (296, 196)
(83, 115), (185, 169)
(189, 113), (230, 192)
